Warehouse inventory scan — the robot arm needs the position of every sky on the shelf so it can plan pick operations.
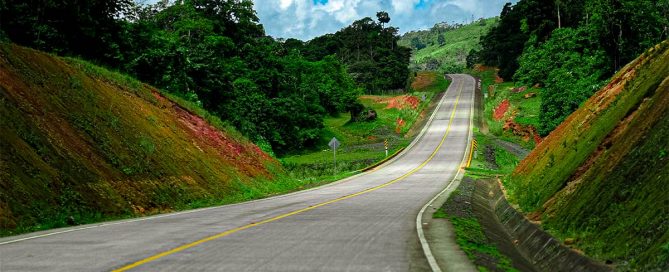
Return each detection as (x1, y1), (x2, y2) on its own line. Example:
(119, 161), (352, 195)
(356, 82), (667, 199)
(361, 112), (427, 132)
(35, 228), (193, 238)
(139, 0), (517, 41)
(252, 0), (517, 40)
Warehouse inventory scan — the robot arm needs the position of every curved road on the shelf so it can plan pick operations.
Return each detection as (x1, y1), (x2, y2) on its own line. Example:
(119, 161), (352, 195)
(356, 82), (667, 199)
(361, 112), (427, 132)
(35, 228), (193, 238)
(0, 74), (476, 272)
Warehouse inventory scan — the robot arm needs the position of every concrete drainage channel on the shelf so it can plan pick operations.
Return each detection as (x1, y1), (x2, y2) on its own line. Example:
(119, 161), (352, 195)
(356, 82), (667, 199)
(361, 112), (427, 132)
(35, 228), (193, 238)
(471, 179), (612, 272)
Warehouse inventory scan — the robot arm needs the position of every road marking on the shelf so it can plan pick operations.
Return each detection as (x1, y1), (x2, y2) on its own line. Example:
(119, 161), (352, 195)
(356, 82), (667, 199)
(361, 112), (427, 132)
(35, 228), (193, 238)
(112, 79), (467, 272)
(466, 141), (476, 168)
(417, 74), (475, 272)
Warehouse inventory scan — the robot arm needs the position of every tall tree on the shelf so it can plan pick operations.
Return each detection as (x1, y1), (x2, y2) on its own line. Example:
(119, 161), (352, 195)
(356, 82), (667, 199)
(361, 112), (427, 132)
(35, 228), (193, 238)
(0, 0), (134, 65)
(376, 11), (390, 28)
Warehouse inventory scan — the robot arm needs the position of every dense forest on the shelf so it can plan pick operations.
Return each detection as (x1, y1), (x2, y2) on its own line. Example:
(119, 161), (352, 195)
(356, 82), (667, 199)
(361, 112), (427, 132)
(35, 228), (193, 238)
(0, 0), (410, 154)
(283, 12), (411, 93)
(470, 0), (669, 135)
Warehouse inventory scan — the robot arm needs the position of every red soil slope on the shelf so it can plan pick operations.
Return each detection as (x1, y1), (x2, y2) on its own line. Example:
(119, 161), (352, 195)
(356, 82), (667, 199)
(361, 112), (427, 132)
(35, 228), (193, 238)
(0, 44), (280, 234)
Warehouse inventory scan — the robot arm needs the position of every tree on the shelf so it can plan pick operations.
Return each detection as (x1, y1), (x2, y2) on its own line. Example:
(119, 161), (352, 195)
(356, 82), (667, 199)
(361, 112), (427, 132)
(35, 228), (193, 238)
(411, 37), (426, 50)
(376, 11), (390, 28)
(437, 35), (445, 46)
(0, 0), (133, 65)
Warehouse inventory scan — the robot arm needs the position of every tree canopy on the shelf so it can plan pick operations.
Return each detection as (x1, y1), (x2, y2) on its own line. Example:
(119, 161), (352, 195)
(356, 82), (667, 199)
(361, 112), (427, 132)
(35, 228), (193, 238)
(0, 1), (413, 154)
(290, 13), (412, 93)
(472, 0), (669, 135)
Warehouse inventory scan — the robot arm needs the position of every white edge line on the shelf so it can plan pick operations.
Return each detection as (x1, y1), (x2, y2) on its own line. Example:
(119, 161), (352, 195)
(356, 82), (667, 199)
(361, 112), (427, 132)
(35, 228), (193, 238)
(0, 77), (454, 246)
(416, 74), (475, 272)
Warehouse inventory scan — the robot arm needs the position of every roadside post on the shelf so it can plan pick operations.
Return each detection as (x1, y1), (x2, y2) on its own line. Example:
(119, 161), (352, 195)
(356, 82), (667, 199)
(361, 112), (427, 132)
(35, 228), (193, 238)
(473, 139), (478, 159)
(384, 139), (389, 157)
(329, 137), (340, 174)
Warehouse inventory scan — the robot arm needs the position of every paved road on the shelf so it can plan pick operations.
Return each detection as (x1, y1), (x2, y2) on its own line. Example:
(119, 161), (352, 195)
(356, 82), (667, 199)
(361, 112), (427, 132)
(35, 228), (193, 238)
(0, 74), (476, 272)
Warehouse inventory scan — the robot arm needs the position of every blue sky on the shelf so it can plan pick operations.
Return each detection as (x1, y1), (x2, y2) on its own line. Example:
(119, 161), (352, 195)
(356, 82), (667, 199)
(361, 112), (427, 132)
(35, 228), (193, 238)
(252, 0), (517, 40)
(139, 0), (517, 41)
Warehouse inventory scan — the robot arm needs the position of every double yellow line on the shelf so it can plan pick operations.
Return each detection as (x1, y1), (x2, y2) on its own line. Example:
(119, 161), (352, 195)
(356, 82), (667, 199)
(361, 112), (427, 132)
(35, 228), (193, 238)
(113, 79), (466, 272)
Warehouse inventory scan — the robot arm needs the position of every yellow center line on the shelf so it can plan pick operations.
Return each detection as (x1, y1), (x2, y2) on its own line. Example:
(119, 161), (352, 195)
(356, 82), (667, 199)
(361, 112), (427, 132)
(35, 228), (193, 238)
(113, 79), (466, 272)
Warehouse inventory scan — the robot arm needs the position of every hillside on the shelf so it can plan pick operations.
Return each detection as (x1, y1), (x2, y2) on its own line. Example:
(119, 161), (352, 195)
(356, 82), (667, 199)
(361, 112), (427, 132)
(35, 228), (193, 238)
(0, 44), (285, 235)
(399, 18), (497, 72)
(506, 41), (669, 270)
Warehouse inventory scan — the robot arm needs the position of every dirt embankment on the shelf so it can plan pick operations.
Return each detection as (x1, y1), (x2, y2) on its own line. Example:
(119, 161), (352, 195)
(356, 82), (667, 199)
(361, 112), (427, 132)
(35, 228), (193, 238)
(507, 41), (669, 270)
(0, 44), (279, 235)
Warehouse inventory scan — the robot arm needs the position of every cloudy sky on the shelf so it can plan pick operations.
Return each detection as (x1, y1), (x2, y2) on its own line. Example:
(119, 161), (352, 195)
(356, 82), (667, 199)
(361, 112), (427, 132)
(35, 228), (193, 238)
(139, 0), (517, 41)
(252, 0), (517, 40)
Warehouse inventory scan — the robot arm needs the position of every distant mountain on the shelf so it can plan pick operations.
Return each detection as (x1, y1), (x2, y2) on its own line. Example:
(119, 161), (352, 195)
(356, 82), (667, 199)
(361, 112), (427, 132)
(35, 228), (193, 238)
(0, 44), (281, 235)
(399, 18), (497, 72)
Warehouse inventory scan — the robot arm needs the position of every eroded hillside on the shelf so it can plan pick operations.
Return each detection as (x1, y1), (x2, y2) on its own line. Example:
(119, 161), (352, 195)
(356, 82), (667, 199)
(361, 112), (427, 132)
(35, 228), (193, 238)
(506, 41), (669, 270)
(0, 44), (283, 235)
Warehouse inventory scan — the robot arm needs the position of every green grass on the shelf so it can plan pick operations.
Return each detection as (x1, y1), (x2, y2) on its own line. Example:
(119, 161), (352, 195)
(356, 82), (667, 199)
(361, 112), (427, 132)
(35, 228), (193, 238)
(0, 44), (284, 237)
(467, 67), (541, 150)
(504, 42), (669, 270)
(400, 18), (498, 73)
(280, 72), (450, 181)
(440, 185), (518, 272)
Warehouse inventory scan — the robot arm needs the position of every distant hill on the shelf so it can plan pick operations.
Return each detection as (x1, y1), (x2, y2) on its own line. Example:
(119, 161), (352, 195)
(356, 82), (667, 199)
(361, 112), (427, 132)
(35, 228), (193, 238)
(0, 44), (282, 235)
(506, 41), (669, 271)
(399, 18), (497, 72)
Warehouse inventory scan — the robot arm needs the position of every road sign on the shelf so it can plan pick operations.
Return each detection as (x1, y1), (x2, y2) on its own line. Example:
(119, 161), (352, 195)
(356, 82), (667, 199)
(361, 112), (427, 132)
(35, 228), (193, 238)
(329, 137), (340, 174)
(384, 139), (389, 157)
(329, 137), (340, 150)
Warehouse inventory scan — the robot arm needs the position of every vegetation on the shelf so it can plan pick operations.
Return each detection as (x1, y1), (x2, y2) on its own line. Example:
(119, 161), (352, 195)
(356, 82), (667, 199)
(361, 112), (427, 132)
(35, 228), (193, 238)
(281, 72), (450, 181)
(439, 180), (518, 272)
(508, 42), (669, 270)
(399, 18), (497, 73)
(284, 14), (411, 93)
(0, 0), (411, 155)
(471, 0), (669, 135)
(0, 43), (307, 236)
(468, 67), (542, 149)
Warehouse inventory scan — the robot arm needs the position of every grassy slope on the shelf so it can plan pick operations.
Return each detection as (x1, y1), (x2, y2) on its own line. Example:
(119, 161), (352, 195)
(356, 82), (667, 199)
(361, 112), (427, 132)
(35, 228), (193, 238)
(399, 18), (497, 72)
(0, 44), (307, 236)
(469, 67), (542, 149)
(507, 41), (669, 270)
(281, 71), (450, 180)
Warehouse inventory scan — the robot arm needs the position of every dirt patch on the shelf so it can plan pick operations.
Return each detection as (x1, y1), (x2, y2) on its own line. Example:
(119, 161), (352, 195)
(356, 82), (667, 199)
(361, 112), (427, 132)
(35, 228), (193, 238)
(395, 118), (406, 133)
(411, 71), (437, 90)
(405, 91), (445, 138)
(360, 95), (420, 110)
(473, 64), (497, 72)
(511, 86), (528, 93)
(386, 95), (420, 110)
(524, 92), (537, 99)
(493, 99), (510, 120)
(503, 118), (542, 144)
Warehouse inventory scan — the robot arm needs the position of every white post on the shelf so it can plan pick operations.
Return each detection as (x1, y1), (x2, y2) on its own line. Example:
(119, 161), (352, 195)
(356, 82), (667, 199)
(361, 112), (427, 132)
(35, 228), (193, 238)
(333, 147), (337, 175)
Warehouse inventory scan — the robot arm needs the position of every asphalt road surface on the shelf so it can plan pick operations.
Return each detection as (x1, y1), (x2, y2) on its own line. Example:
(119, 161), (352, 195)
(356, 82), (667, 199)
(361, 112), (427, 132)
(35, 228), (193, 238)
(0, 74), (476, 272)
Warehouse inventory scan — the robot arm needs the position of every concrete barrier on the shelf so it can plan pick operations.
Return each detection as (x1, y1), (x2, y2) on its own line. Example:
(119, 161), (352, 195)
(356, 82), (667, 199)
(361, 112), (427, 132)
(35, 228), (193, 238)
(473, 179), (612, 272)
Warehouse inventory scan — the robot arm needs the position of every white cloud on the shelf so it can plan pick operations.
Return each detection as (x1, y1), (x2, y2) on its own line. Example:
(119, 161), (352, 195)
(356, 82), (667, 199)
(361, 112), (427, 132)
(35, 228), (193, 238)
(256, 0), (519, 40)
(278, 0), (294, 10)
(137, 0), (518, 40)
(391, 0), (420, 14)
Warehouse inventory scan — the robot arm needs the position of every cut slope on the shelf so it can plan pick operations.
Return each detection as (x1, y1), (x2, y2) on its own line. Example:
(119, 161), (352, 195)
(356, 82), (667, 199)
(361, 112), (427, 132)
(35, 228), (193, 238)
(0, 44), (281, 235)
(506, 41), (669, 270)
